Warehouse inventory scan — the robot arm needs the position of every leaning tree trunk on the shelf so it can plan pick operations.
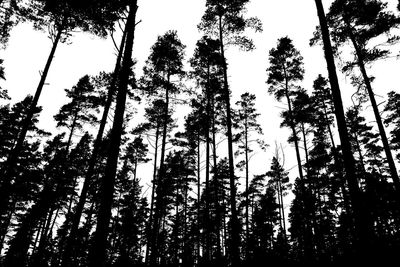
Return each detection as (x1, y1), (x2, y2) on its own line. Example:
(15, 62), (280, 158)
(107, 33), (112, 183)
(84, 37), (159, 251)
(347, 25), (400, 194)
(88, 3), (138, 267)
(4, 185), (54, 267)
(60, 20), (128, 267)
(0, 22), (64, 223)
(314, 0), (373, 259)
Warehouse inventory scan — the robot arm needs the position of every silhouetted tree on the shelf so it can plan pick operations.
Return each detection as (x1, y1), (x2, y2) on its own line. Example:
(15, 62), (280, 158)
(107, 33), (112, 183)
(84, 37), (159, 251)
(199, 2), (262, 264)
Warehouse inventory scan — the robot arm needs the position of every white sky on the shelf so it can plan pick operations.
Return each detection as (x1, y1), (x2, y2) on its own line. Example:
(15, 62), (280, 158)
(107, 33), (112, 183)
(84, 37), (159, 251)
(1, 0), (400, 205)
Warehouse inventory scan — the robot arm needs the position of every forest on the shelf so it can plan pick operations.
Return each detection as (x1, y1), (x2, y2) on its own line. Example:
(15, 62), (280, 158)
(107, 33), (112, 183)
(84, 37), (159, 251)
(1, 0), (400, 266)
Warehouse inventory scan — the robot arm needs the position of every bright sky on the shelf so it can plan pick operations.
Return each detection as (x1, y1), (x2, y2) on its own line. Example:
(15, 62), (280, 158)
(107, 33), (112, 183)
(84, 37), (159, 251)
(1, 0), (400, 203)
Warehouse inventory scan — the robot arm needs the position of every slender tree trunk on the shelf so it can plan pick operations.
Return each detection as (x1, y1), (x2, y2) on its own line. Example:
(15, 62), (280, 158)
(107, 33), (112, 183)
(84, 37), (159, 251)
(145, 124), (160, 265)
(88, 3), (138, 267)
(197, 133), (201, 263)
(276, 181), (283, 231)
(244, 119), (250, 258)
(150, 71), (171, 265)
(347, 26), (400, 192)
(218, 14), (241, 266)
(205, 66), (211, 262)
(314, 0), (373, 259)
(4, 187), (53, 267)
(279, 180), (287, 240)
(211, 94), (222, 261)
(0, 203), (14, 254)
(0, 23), (64, 222)
(282, 68), (314, 261)
(322, 102), (351, 211)
(60, 19), (128, 267)
(284, 84), (304, 181)
(301, 123), (310, 175)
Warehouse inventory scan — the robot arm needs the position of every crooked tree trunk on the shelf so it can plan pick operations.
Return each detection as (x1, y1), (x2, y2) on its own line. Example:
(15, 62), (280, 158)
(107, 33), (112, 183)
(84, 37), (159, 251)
(314, 0), (373, 259)
(88, 3), (138, 267)
(60, 20), (128, 267)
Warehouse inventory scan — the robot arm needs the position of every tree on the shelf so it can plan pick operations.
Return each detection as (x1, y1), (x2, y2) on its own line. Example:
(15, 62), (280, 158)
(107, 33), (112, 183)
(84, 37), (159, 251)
(267, 37), (304, 182)
(267, 36), (317, 262)
(199, 1), (262, 264)
(189, 36), (224, 262)
(60, 19), (130, 267)
(54, 75), (101, 151)
(312, 0), (372, 260)
(4, 132), (92, 267)
(325, 0), (400, 195)
(88, 2), (138, 267)
(0, 0), (130, 228)
(0, 96), (47, 254)
(138, 99), (175, 265)
(384, 91), (400, 162)
(266, 157), (290, 244)
(233, 92), (264, 256)
(142, 29), (185, 265)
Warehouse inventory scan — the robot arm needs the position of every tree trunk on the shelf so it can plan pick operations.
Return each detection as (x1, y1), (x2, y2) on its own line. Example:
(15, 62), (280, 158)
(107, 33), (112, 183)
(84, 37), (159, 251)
(301, 123), (310, 175)
(88, 3), (138, 267)
(145, 123), (160, 265)
(218, 14), (241, 266)
(211, 94), (222, 261)
(314, 0), (373, 260)
(205, 65), (211, 262)
(347, 26), (400, 193)
(60, 19), (128, 267)
(0, 23), (64, 223)
(4, 186), (53, 267)
(279, 180), (287, 240)
(244, 117), (250, 258)
(150, 71), (171, 265)
(197, 133), (201, 263)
